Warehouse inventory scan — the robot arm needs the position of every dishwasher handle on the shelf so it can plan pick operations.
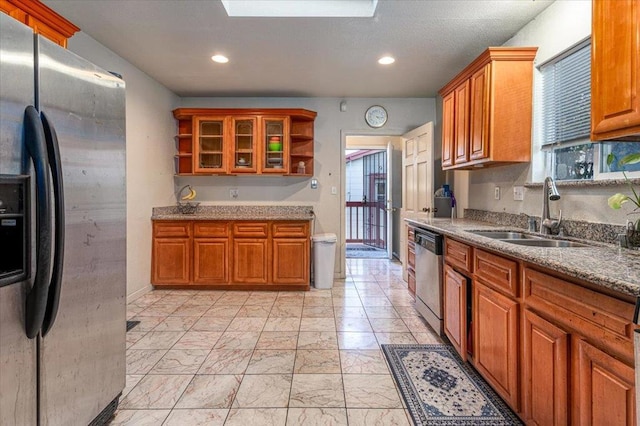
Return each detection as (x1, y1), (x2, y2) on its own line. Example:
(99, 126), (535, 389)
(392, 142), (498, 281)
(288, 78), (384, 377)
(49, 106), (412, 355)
(415, 230), (443, 255)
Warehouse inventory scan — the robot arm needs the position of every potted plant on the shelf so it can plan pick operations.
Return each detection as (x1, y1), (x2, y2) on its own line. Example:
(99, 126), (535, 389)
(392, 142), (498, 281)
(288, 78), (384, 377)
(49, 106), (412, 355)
(607, 152), (640, 247)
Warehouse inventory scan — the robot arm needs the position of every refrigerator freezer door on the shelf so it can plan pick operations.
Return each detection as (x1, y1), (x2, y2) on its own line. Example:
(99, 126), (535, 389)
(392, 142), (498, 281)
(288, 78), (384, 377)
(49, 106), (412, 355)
(0, 13), (37, 426)
(35, 36), (126, 426)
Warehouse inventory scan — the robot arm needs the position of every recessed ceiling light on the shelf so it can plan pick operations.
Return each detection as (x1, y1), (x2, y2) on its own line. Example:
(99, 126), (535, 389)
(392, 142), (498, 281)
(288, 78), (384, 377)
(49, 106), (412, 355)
(378, 56), (395, 65)
(211, 55), (229, 64)
(221, 0), (378, 17)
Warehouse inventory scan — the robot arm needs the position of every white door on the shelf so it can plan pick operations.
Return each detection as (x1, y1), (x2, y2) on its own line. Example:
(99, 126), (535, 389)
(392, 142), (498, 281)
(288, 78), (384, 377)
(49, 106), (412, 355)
(386, 142), (393, 259)
(402, 122), (435, 215)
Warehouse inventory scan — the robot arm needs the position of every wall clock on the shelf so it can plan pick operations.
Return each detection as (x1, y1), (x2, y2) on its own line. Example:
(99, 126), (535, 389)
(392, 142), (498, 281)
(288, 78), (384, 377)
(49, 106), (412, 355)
(365, 105), (388, 128)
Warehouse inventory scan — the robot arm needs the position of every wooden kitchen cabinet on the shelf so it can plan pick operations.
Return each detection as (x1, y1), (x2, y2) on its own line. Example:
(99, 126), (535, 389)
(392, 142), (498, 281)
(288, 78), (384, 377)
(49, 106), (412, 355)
(151, 222), (191, 284)
(152, 219), (310, 290)
(438, 47), (537, 170)
(443, 264), (467, 361)
(1, 0), (79, 47)
(406, 225), (416, 296)
(522, 309), (569, 426)
(591, 0), (640, 140)
(473, 280), (519, 411)
(173, 108), (316, 176)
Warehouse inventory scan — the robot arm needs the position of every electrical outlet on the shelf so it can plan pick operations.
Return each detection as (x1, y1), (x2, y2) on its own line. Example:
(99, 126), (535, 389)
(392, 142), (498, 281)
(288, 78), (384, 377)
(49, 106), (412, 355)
(230, 188), (238, 199)
(331, 186), (337, 195)
(513, 186), (524, 201)
(494, 186), (500, 200)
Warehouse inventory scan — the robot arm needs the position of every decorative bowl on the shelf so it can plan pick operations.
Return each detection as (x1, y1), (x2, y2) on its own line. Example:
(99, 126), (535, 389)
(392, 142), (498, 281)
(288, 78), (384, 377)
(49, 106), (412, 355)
(268, 143), (282, 152)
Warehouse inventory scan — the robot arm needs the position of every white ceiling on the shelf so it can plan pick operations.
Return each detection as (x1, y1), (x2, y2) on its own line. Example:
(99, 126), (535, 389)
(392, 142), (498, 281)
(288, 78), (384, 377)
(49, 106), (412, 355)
(42, 0), (554, 98)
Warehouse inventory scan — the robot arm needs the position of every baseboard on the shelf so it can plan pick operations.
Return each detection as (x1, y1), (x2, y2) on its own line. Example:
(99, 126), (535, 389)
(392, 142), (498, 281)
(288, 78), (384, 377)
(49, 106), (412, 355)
(127, 284), (153, 304)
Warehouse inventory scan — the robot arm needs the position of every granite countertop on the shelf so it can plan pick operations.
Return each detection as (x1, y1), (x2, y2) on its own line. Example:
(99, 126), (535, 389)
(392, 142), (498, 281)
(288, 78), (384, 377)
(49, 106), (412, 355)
(405, 217), (640, 299)
(152, 205), (315, 221)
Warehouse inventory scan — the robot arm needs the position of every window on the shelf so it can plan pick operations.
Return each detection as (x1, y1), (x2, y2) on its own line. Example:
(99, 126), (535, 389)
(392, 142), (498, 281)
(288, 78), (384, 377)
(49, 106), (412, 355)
(539, 39), (639, 181)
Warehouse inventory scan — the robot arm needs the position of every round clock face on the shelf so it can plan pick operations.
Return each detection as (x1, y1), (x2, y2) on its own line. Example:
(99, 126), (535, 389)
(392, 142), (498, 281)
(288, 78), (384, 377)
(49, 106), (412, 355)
(365, 105), (388, 128)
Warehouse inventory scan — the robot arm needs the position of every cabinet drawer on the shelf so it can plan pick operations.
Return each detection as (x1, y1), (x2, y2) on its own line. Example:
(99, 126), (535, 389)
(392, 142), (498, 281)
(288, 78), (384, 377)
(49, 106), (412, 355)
(408, 226), (415, 242)
(474, 249), (518, 297)
(445, 238), (472, 273)
(272, 222), (309, 238)
(153, 221), (191, 238)
(407, 270), (416, 295)
(407, 246), (416, 270)
(233, 222), (268, 238)
(194, 222), (229, 238)
(523, 267), (635, 365)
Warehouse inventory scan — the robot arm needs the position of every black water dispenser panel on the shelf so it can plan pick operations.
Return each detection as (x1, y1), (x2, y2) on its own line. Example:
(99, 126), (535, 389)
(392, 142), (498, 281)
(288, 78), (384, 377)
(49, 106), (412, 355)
(0, 175), (29, 287)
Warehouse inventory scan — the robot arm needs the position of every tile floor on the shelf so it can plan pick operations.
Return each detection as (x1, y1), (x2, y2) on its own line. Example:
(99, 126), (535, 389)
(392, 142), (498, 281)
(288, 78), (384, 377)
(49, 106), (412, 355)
(114, 258), (443, 425)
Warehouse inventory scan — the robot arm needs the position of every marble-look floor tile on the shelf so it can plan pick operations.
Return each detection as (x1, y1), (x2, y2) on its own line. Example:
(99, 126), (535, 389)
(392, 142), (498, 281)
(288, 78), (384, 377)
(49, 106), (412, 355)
(303, 298), (333, 307)
(302, 306), (335, 318)
(126, 332), (147, 349)
(137, 304), (178, 316)
(129, 316), (165, 332)
(170, 304), (210, 317)
(347, 409), (411, 425)
(191, 316), (233, 332)
(150, 349), (209, 374)
(246, 350), (296, 374)
(339, 350), (389, 374)
(299, 317), (336, 332)
(296, 331), (338, 350)
(122, 375), (144, 398)
(175, 374), (242, 409)
(294, 350), (341, 374)
(187, 294), (223, 305)
(332, 297), (363, 307)
(289, 374), (345, 408)
(120, 374), (192, 409)
(286, 408), (348, 426)
(126, 349), (167, 374)
(333, 306), (368, 318)
(402, 317), (434, 333)
(198, 349), (253, 374)
(363, 307), (400, 319)
(374, 332), (417, 345)
(203, 304), (242, 317)
(216, 293), (250, 305)
(256, 332), (299, 350)
(172, 331), (222, 350)
(130, 331), (185, 350)
(369, 318), (410, 333)
(233, 374), (292, 408)
(225, 408), (288, 426)
(343, 375), (402, 408)
(153, 316), (199, 332)
(236, 305), (272, 317)
(263, 317), (301, 332)
(335, 317), (373, 332)
(214, 331), (260, 350)
(109, 409), (170, 426)
(337, 332), (379, 350)
(226, 317), (267, 332)
(393, 306), (421, 318)
(412, 332), (443, 344)
(269, 305), (303, 317)
(163, 409), (227, 426)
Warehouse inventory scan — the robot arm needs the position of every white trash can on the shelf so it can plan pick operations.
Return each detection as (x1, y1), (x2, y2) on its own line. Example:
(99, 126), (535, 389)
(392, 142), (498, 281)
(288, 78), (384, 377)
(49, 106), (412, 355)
(311, 233), (337, 289)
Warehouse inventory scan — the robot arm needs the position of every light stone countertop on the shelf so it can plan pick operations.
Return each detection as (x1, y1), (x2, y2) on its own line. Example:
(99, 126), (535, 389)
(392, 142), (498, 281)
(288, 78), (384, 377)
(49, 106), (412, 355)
(405, 217), (640, 299)
(152, 205), (315, 221)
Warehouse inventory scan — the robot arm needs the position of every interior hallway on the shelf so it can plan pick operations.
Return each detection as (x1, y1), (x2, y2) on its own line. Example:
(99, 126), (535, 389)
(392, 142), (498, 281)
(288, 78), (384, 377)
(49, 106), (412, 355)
(117, 258), (441, 425)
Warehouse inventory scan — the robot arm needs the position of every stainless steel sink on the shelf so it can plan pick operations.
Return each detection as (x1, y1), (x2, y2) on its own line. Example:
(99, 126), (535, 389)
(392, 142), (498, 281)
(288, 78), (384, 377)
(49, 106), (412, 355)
(505, 239), (591, 248)
(470, 230), (543, 239)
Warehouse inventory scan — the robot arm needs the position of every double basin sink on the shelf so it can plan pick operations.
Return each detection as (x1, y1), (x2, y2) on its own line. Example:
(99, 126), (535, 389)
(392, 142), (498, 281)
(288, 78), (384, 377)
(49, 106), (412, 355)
(469, 230), (591, 248)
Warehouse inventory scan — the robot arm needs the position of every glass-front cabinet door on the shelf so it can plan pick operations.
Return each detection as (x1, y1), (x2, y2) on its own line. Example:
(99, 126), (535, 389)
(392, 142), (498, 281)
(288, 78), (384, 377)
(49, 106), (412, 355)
(230, 117), (258, 173)
(261, 117), (290, 174)
(194, 116), (228, 173)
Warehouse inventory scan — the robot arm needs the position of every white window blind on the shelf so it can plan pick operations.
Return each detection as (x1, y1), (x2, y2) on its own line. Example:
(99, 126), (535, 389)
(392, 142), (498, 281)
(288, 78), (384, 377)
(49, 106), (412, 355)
(541, 42), (591, 146)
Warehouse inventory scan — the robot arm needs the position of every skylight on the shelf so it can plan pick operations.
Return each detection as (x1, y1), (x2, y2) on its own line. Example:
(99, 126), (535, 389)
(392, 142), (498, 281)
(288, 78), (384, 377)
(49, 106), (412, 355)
(221, 0), (378, 18)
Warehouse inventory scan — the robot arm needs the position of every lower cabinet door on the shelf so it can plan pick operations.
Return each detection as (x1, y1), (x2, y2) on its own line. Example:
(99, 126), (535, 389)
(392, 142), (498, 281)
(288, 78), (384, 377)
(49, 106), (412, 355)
(473, 281), (519, 410)
(194, 238), (229, 284)
(232, 238), (268, 284)
(573, 338), (636, 426)
(443, 264), (467, 361)
(272, 238), (309, 284)
(152, 238), (190, 284)
(522, 309), (569, 426)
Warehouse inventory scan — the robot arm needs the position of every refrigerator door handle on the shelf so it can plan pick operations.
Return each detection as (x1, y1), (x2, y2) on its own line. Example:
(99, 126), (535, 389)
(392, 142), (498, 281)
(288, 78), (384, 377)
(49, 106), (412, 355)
(40, 112), (65, 337)
(23, 105), (53, 339)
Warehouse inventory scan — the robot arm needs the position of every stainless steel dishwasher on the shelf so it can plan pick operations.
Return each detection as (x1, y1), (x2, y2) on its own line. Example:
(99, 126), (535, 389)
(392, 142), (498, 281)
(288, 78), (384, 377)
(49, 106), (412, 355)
(414, 228), (444, 335)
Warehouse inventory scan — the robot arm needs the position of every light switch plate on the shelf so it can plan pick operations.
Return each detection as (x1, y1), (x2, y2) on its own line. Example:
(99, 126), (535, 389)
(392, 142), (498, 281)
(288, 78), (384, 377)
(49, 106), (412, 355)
(513, 186), (524, 201)
(331, 186), (337, 195)
(230, 188), (239, 199)
(494, 186), (500, 200)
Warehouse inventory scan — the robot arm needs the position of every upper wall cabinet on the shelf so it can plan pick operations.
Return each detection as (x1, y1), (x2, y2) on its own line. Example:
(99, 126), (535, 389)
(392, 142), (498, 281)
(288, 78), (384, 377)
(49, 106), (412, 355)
(0, 0), (79, 47)
(591, 0), (640, 140)
(173, 108), (316, 177)
(439, 47), (537, 170)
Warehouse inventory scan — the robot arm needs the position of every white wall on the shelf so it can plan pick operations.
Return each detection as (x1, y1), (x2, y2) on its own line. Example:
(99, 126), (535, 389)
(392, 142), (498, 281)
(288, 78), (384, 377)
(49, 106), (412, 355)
(457, 0), (633, 226)
(66, 32), (179, 301)
(179, 97), (435, 276)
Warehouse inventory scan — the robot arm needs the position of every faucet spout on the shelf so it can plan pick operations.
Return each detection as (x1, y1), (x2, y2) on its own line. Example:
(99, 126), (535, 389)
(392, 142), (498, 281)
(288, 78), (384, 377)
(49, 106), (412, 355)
(541, 177), (561, 235)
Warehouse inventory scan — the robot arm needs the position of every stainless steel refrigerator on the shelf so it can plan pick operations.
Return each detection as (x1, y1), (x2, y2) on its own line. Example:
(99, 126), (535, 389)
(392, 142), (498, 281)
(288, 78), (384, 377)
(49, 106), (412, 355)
(0, 13), (126, 426)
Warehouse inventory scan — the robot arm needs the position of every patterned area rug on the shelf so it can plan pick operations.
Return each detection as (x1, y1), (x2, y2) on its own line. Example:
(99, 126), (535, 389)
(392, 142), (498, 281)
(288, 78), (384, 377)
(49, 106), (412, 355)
(382, 344), (523, 425)
(346, 244), (388, 259)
